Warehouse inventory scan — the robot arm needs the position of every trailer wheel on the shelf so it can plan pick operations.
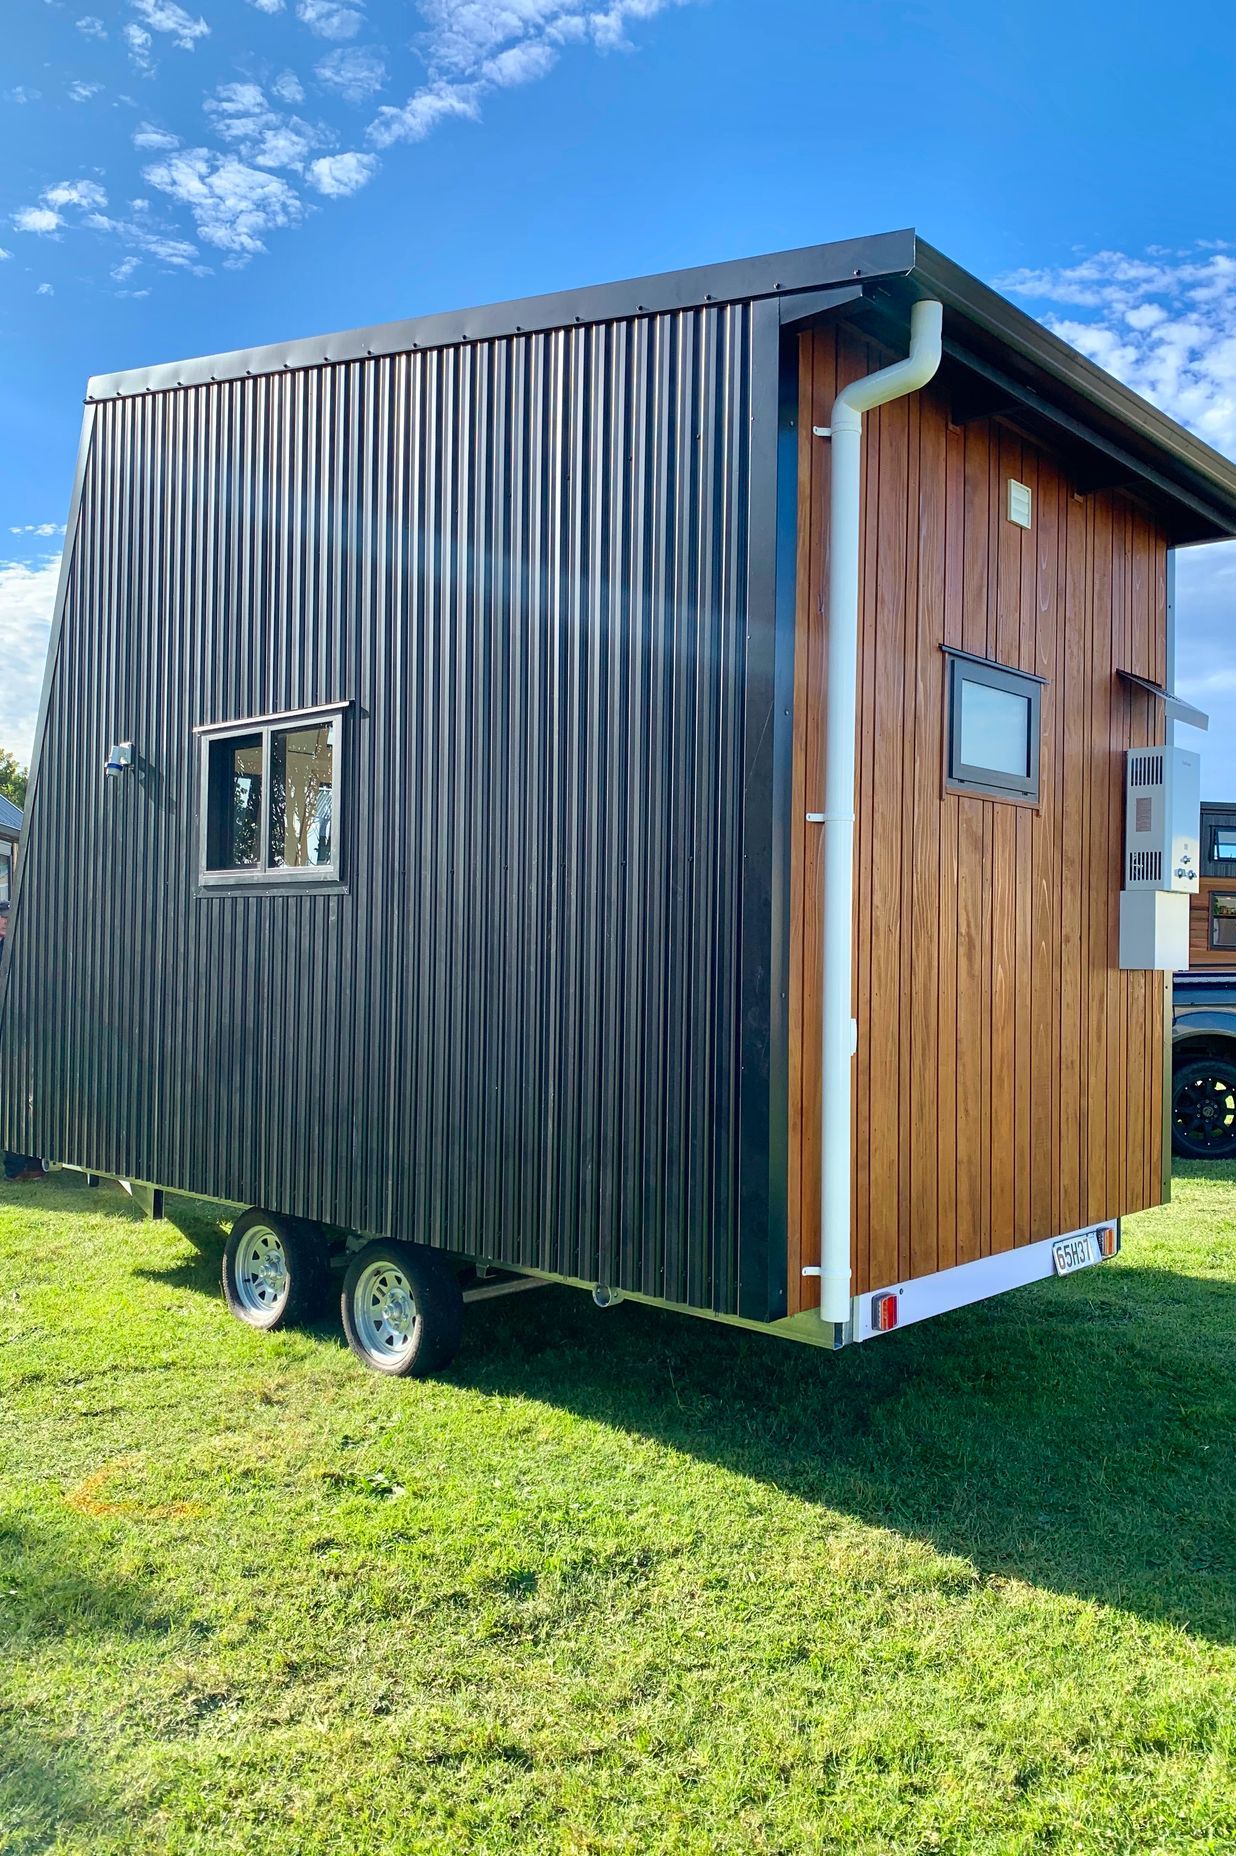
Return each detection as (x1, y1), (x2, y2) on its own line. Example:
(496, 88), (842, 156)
(1172, 1058), (1236, 1159)
(341, 1240), (463, 1377)
(222, 1209), (326, 1331)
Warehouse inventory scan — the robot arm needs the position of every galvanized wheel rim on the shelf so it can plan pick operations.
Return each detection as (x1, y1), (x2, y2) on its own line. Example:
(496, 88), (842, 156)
(353, 1261), (418, 1366)
(234, 1223), (290, 1317)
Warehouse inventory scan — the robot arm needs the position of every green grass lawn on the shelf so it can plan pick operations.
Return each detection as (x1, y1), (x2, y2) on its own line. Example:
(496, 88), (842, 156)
(1, 1168), (1233, 1855)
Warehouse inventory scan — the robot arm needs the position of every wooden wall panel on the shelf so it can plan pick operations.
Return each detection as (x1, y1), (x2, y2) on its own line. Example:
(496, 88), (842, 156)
(788, 325), (1168, 1311)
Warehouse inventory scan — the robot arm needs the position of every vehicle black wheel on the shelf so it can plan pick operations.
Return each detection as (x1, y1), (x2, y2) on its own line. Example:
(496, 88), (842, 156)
(222, 1208), (328, 1331)
(1171, 1059), (1236, 1159)
(340, 1239), (463, 1378)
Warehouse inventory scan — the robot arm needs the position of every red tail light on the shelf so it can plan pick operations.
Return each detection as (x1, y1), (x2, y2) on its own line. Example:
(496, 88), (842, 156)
(871, 1292), (898, 1332)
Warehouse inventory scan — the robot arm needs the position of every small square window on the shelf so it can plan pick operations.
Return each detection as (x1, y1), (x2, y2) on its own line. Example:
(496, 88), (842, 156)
(198, 706), (343, 888)
(1211, 894), (1236, 950)
(944, 651), (1042, 803)
(1213, 832), (1236, 863)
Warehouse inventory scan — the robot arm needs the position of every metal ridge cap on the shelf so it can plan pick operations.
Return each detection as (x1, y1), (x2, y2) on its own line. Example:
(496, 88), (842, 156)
(910, 238), (1236, 513)
(84, 228), (920, 402)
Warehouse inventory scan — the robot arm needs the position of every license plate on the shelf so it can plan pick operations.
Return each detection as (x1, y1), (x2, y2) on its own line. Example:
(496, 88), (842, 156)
(1052, 1232), (1101, 1277)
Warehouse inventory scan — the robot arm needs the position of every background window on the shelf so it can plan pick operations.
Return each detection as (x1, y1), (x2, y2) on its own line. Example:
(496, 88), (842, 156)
(200, 708), (342, 885)
(0, 845), (11, 907)
(945, 653), (1042, 803)
(1213, 832), (1236, 862)
(1211, 895), (1236, 950)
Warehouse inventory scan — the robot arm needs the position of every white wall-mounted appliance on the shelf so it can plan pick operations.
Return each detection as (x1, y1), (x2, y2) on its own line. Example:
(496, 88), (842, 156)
(1119, 744), (1200, 970)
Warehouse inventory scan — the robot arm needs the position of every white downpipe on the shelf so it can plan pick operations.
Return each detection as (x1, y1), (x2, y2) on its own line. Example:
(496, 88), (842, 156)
(816, 299), (943, 1326)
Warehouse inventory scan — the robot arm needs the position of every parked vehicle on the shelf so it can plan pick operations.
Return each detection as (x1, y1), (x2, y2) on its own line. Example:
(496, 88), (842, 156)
(4, 229), (1235, 1375)
(1172, 970), (1236, 1158)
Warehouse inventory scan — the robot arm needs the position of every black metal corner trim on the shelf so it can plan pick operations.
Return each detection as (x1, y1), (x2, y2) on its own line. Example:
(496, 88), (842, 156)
(84, 231), (919, 402)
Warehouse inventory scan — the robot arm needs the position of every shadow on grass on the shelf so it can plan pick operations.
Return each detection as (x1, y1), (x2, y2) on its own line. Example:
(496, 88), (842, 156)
(109, 1184), (1236, 1645)
(457, 1263), (1236, 1645)
(0, 1513), (175, 1854)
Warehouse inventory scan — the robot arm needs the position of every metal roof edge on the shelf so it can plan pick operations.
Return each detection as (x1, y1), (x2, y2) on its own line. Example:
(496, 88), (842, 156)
(84, 228), (919, 402)
(908, 239), (1236, 538)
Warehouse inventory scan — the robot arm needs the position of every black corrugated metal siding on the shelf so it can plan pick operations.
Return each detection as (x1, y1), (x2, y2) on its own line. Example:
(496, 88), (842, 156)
(0, 304), (787, 1319)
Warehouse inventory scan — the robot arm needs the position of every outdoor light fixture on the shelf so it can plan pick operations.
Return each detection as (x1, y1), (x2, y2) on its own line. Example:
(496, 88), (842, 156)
(104, 742), (134, 778)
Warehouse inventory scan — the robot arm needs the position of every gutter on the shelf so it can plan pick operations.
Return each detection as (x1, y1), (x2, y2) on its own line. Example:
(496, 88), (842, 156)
(807, 298), (944, 1331)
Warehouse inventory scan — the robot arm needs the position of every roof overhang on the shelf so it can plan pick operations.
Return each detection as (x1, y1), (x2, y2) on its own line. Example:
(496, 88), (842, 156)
(83, 228), (1236, 545)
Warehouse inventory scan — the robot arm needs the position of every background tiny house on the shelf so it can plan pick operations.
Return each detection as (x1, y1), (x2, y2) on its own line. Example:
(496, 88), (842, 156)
(0, 794), (19, 947)
(4, 229), (1236, 1373)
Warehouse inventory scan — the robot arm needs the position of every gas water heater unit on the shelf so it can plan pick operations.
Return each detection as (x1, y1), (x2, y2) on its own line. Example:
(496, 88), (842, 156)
(1119, 744), (1200, 970)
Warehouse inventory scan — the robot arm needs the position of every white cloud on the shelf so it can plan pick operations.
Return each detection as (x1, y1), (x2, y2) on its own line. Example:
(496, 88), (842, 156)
(44, 180), (107, 210)
(204, 81), (323, 170)
(111, 255), (140, 281)
(297, 0), (363, 39)
(84, 207), (203, 270)
(68, 79), (103, 101)
(306, 150), (378, 196)
(36, 283), (54, 296)
(0, 558), (60, 763)
(13, 207), (62, 235)
(125, 21), (154, 70)
(315, 44), (386, 102)
(1001, 244), (1236, 801)
(5, 86), (43, 105)
(15, 0), (687, 283)
(143, 148), (305, 253)
(368, 79), (478, 148)
(133, 121), (180, 148)
(0, 247), (10, 260)
(482, 41), (557, 86)
(8, 525), (65, 538)
(1174, 547), (1236, 800)
(129, 0), (210, 49)
(13, 181), (106, 239)
(369, 0), (686, 149)
(999, 246), (1236, 459)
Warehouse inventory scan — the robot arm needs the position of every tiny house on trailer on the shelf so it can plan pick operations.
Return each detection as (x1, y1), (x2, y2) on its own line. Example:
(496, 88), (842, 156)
(3, 228), (1235, 1376)
(1187, 801), (1236, 966)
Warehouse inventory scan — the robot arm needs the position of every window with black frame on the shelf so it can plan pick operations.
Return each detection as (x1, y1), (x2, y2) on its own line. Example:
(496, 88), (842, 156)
(944, 649), (1043, 804)
(1211, 893), (1236, 950)
(198, 707), (342, 887)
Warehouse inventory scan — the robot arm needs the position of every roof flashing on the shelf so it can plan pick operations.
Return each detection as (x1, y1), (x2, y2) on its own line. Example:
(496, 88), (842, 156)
(79, 226), (1236, 543)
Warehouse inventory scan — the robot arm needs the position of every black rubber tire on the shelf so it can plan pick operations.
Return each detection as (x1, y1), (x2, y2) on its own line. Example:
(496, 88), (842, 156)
(1171, 1058), (1236, 1159)
(340, 1239), (463, 1378)
(222, 1208), (328, 1331)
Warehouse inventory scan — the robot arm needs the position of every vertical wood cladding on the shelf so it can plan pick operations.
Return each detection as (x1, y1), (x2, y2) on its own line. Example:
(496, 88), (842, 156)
(0, 307), (784, 1319)
(789, 324), (1168, 1310)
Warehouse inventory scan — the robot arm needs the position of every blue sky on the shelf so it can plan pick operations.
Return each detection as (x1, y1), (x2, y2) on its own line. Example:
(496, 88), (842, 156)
(2, 0), (1234, 787)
